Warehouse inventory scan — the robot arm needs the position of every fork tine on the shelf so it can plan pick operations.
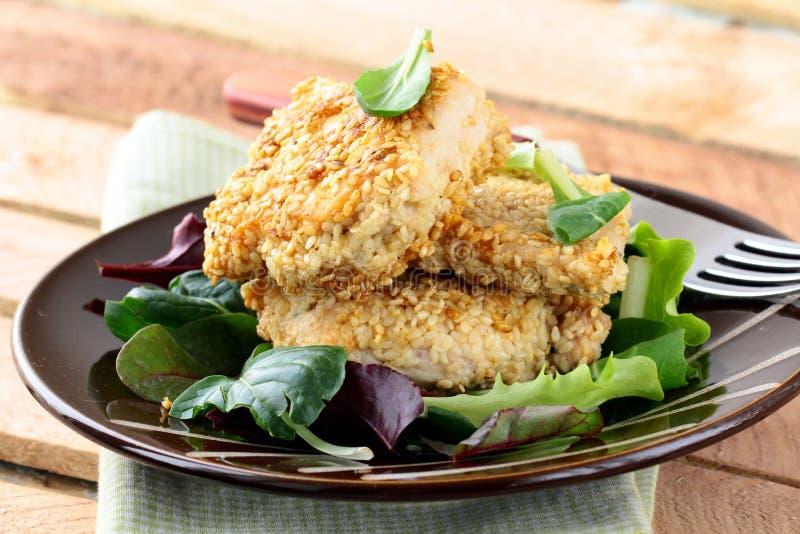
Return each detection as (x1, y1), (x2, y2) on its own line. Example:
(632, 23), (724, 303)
(683, 277), (800, 298)
(703, 267), (800, 285)
(739, 238), (800, 258)
(720, 252), (800, 271)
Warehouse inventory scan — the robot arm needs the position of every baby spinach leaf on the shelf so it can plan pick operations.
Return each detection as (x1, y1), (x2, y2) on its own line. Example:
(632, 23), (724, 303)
(532, 144), (589, 204)
(622, 221), (711, 345)
(423, 355), (663, 427)
(116, 314), (261, 402)
(169, 270), (251, 315)
(170, 345), (373, 460)
(104, 270), (249, 341)
(603, 317), (678, 355)
(429, 405), (603, 459)
(104, 286), (225, 341)
(169, 314), (262, 372)
(353, 28), (432, 118)
(98, 213), (206, 287)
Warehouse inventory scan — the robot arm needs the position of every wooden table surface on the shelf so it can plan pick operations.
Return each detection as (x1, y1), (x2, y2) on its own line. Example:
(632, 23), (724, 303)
(2, 1), (799, 532)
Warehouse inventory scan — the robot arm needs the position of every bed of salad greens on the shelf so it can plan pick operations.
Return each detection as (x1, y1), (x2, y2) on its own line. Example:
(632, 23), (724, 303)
(96, 179), (709, 462)
(93, 28), (710, 461)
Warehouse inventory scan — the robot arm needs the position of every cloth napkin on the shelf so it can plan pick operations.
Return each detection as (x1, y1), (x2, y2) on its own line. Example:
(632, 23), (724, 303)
(96, 110), (657, 534)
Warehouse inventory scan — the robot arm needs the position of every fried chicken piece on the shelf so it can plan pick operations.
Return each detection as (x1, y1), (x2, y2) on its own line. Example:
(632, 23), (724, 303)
(203, 63), (511, 297)
(417, 172), (630, 302)
(241, 274), (611, 392)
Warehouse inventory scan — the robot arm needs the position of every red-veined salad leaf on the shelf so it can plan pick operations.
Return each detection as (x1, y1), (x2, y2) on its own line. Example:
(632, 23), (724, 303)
(314, 362), (424, 450)
(428, 405), (602, 459)
(98, 213), (206, 287)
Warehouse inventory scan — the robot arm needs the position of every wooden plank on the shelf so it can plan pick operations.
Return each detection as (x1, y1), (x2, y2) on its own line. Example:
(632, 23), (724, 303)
(668, 0), (800, 29)
(688, 395), (800, 487)
(655, 461), (800, 533)
(2, 317), (100, 481)
(0, 105), (123, 222)
(42, 0), (800, 160)
(0, 1), (348, 138)
(2, 0), (796, 240)
(0, 208), (98, 305)
(0, 464), (96, 533)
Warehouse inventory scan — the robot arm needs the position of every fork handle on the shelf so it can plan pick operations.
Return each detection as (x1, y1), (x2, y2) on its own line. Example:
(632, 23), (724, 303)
(223, 70), (292, 124)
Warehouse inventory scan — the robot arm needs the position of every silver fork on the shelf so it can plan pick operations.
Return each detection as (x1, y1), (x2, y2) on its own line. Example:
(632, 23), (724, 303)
(627, 190), (800, 299)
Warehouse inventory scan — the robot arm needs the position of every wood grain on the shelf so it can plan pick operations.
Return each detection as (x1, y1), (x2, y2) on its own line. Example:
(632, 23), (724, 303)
(0, 464), (96, 533)
(0, 1), (348, 138)
(3, 1), (797, 240)
(1, 317), (99, 481)
(656, 461), (800, 533)
(44, 0), (800, 160)
(0, 208), (98, 305)
(688, 395), (800, 487)
(0, 105), (122, 222)
(669, 0), (800, 29)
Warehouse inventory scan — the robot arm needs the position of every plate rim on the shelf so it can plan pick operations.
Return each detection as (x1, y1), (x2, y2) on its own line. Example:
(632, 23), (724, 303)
(11, 178), (800, 501)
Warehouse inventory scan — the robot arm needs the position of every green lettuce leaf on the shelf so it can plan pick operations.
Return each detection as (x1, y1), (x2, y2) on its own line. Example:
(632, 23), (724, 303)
(597, 318), (689, 391)
(423, 355), (663, 426)
(623, 222), (711, 345)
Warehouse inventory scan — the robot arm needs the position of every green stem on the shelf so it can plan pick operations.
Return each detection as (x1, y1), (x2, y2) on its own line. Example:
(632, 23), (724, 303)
(534, 148), (587, 203)
(281, 413), (374, 461)
(619, 256), (652, 319)
(398, 28), (431, 82)
(502, 142), (537, 172)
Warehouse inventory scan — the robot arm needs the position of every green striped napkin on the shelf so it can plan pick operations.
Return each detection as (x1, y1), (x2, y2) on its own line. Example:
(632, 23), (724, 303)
(96, 110), (657, 534)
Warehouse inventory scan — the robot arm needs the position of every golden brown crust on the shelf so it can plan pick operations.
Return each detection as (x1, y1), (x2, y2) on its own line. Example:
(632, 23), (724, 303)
(203, 63), (511, 297)
(417, 171), (630, 302)
(242, 274), (610, 392)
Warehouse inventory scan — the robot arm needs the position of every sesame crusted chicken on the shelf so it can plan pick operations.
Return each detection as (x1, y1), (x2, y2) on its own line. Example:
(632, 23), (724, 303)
(241, 274), (611, 393)
(202, 60), (624, 392)
(416, 171), (630, 303)
(203, 62), (512, 297)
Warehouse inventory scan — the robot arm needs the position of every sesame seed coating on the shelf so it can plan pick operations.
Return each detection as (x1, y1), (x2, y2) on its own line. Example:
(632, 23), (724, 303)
(203, 63), (511, 297)
(241, 275), (610, 392)
(416, 171), (630, 302)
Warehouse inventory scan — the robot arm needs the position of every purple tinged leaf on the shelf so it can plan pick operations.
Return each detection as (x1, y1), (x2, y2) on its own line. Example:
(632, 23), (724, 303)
(319, 362), (424, 450)
(436, 405), (603, 459)
(98, 213), (206, 287)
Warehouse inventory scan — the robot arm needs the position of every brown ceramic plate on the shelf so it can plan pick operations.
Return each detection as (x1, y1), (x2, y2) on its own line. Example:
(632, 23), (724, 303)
(12, 179), (800, 501)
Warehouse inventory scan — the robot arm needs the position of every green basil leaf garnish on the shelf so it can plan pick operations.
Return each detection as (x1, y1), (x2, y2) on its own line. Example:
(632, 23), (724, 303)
(503, 143), (631, 245)
(354, 27), (432, 118)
